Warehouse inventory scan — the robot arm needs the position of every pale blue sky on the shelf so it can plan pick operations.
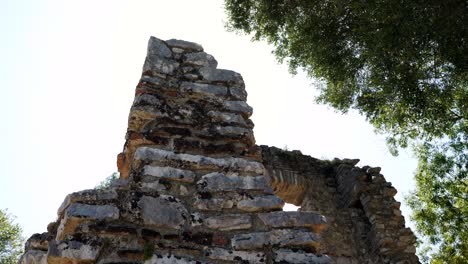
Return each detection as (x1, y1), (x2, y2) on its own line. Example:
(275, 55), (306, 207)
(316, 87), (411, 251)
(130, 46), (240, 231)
(0, 0), (417, 239)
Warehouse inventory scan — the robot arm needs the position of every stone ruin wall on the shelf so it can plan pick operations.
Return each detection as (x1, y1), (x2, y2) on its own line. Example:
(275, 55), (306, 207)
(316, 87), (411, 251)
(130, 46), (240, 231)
(19, 36), (420, 264)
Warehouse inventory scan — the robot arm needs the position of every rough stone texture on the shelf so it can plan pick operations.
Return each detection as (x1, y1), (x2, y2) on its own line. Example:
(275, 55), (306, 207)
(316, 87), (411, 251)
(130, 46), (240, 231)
(21, 36), (418, 264)
(47, 240), (100, 264)
(274, 249), (332, 264)
(19, 250), (48, 264)
(138, 195), (188, 229)
(184, 52), (218, 68)
(258, 211), (327, 232)
(197, 173), (270, 192)
(206, 247), (265, 263)
(134, 147), (264, 175)
(237, 195), (285, 212)
(166, 39), (203, 52)
(56, 204), (119, 240)
(57, 189), (118, 217)
(204, 214), (252, 231)
(199, 67), (244, 85)
(142, 165), (195, 183)
(232, 229), (321, 250)
(262, 146), (420, 263)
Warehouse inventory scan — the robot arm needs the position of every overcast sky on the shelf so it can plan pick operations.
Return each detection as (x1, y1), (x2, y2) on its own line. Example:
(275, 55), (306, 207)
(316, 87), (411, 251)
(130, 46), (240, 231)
(0, 0), (417, 239)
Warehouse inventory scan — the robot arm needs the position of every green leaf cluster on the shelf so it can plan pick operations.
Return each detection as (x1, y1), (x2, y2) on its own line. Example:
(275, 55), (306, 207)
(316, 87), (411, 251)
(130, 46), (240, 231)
(0, 209), (23, 264)
(407, 129), (467, 263)
(224, 0), (467, 262)
(95, 172), (120, 190)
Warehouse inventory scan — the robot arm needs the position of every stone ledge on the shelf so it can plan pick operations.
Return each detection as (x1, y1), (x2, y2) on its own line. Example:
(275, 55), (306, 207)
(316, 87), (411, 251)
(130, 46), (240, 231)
(197, 173), (271, 192)
(180, 82), (227, 97)
(134, 147), (264, 174)
(56, 204), (120, 240)
(237, 195), (284, 212)
(143, 165), (195, 183)
(57, 189), (118, 218)
(232, 229), (320, 250)
(258, 211), (327, 233)
(184, 52), (218, 68)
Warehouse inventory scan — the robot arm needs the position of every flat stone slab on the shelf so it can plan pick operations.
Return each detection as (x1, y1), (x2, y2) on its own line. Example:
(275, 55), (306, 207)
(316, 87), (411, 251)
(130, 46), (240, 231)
(204, 214), (252, 231)
(212, 126), (251, 137)
(48, 240), (100, 264)
(143, 165), (195, 183)
(57, 189), (118, 217)
(134, 147), (264, 174)
(237, 195), (285, 212)
(180, 82), (227, 97)
(166, 39), (203, 52)
(56, 203), (120, 240)
(223, 101), (253, 116)
(274, 249), (332, 264)
(65, 203), (119, 220)
(206, 247), (265, 263)
(199, 67), (243, 84)
(232, 229), (320, 250)
(139, 195), (188, 230)
(258, 211), (327, 232)
(184, 52), (218, 68)
(194, 197), (234, 211)
(197, 173), (270, 192)
(207, 111), (247, 126)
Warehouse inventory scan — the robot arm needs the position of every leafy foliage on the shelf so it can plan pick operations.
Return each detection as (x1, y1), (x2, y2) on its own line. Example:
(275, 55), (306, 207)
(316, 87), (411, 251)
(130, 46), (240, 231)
(224, 0), (467, 262)
(0, 209), (23, 264)
(95, 172), (119, 190)
(407, 129), (467, 263)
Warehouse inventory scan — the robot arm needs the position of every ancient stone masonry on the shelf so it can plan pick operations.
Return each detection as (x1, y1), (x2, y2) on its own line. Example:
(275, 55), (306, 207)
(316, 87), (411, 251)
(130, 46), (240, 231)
(20, 36), (419, 264)
(262, 147), (420, 264)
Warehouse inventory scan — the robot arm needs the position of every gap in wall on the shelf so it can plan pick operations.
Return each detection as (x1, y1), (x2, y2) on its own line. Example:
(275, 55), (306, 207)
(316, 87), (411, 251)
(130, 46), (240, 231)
(283, 203), (301, 211)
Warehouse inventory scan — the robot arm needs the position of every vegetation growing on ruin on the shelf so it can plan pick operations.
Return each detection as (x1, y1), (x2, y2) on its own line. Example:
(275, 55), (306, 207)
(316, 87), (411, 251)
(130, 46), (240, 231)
(224, 1), (467, 262)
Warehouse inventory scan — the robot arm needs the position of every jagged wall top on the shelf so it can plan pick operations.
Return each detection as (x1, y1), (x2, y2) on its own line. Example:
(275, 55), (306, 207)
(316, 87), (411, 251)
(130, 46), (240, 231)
(118, 37), (261, 179)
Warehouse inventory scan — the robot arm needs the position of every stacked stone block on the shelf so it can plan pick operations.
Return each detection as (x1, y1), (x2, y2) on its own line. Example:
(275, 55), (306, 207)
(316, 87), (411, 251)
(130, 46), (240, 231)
(261, 146), (419, 264)
(20, 37), (330, 264)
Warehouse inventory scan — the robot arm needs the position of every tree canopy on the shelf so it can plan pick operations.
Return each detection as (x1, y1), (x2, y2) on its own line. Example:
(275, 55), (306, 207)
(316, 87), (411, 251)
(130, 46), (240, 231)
(0, 209), (23, 264)
(224, 0), (467, 262)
